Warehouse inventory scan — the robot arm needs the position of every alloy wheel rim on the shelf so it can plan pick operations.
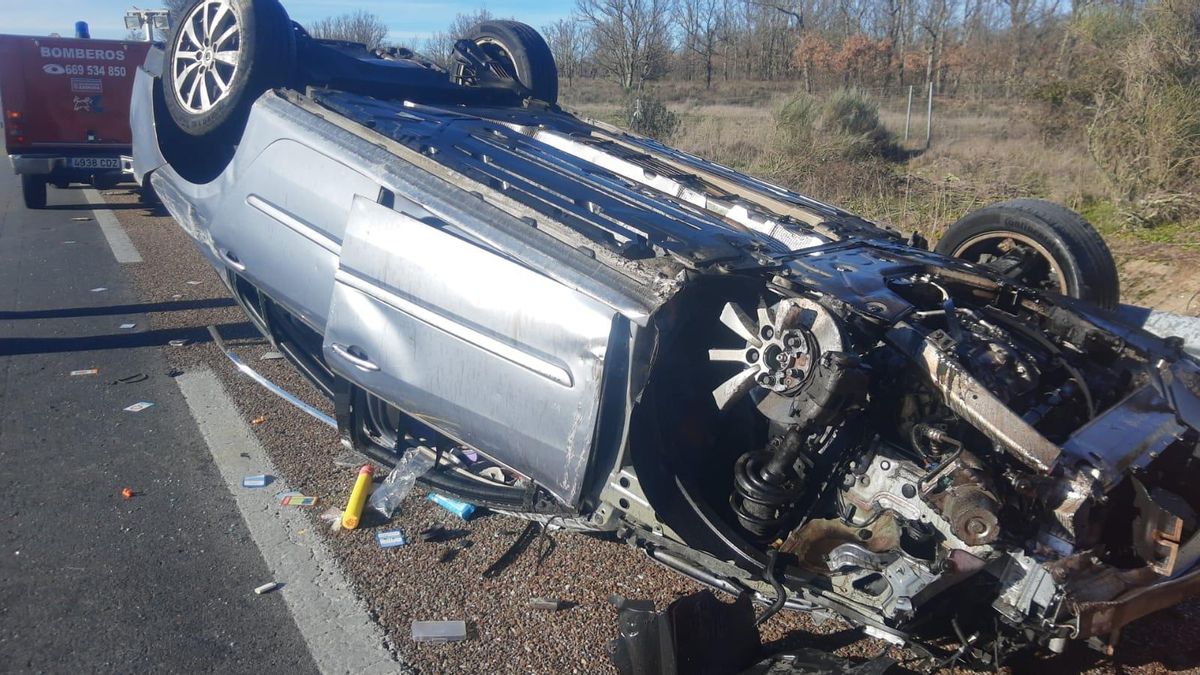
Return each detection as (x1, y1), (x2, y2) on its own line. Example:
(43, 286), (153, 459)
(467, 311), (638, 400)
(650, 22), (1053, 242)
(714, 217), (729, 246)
(172, 0), (241, 114)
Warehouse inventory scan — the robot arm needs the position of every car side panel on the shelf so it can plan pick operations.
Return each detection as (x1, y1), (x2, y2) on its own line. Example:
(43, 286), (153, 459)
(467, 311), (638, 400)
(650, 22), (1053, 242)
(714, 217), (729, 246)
(324, 196), (617, 506)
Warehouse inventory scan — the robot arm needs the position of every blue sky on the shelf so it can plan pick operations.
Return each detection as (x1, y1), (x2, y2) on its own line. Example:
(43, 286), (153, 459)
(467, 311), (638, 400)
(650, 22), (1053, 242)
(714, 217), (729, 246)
(3, 0), (573, 43)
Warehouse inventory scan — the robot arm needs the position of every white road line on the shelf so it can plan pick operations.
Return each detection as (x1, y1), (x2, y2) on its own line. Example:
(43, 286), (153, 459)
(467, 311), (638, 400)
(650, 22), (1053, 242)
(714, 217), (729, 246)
(82, 188), (143, 263)
(176, 367), (406, 675)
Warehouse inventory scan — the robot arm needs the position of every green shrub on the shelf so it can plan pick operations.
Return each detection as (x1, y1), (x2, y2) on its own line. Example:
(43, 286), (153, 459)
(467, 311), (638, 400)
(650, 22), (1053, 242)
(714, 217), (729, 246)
(625, 95), (680, 141)
(775, 87), (893, 160)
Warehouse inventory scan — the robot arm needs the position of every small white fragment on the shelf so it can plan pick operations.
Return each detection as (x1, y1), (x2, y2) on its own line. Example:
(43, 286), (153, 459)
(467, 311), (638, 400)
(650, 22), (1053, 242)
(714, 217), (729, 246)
(186, 280), (201, 285)
(124, 401), (154, 412)
(71, 216), (91, 222)
(254, 582), (280, 595)
(168, 339), (189, 347)
(91, 287), (107, 293)
(260, 351), (284, 361)
(70, 368), (99, 376)
(119, 323), (136, 329)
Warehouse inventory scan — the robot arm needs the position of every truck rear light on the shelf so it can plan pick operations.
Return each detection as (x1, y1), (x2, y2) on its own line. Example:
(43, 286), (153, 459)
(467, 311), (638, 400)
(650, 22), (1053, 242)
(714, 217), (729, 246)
(4, 110), (19, 120)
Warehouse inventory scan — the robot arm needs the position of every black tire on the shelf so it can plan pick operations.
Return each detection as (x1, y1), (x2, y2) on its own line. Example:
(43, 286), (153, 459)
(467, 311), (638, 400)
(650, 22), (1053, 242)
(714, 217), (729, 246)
(936, 199), (1120, 309)
(21, 175), (47, 209)
(162, 0), (294, 141)
(464, 21), (558, 104)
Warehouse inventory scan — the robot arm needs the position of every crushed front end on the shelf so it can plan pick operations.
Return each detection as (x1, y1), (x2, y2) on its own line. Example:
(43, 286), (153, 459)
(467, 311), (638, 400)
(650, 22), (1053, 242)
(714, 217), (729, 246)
(625, 241), (1200, 666)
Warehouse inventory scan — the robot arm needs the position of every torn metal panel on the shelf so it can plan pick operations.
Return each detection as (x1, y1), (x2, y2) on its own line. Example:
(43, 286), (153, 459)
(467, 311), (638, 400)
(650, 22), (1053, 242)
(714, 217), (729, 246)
(323, 196), (617, 506)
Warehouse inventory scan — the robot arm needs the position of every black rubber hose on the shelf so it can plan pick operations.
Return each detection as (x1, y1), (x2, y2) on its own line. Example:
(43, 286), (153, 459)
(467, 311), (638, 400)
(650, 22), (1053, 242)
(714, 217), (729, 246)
(755, 549), (787, 627)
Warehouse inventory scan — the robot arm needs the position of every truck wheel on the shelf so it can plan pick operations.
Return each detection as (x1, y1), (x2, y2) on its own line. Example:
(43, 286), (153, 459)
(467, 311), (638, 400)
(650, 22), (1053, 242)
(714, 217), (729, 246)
(21, 175), (47, 209)
(936, 199), (1119, 309)
(463, 21), (558, 105)
(162, 0), (294, 142)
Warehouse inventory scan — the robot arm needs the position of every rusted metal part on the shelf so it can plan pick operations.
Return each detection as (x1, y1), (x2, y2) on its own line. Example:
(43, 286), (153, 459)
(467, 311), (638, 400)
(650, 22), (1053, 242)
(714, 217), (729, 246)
(780, 516), (902, 571)
(887, 323), (1062, 473)
(1131, 479), (1188, 577)
(1074, 563), (1200, 653)
(921, 451), (1001, 547)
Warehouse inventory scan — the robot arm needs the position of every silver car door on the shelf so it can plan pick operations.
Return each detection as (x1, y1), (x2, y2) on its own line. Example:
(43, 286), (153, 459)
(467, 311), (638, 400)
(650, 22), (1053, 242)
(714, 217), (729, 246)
(323, 196), (620, 506)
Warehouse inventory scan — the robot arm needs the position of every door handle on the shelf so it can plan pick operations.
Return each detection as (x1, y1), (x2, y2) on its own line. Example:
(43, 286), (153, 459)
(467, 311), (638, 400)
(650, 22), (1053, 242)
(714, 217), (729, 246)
(330, 343), (380, 372)
(219, 248), (246, 272)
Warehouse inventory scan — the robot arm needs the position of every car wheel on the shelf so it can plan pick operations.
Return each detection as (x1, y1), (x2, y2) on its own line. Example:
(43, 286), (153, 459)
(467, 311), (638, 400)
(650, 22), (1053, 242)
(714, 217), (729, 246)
(162, 0), (294, 142)
(462, 21), (558, 105)
(21, 175), (47, 209)
(936, 199), (1120, 309)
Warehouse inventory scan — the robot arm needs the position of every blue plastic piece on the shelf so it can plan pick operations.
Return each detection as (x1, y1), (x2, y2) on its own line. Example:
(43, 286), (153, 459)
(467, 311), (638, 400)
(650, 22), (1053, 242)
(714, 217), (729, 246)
(427, 492), (476, 520)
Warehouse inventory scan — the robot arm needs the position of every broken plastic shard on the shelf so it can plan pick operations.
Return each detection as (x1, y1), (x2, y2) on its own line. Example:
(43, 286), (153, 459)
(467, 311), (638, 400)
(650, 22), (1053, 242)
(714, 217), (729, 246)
(168, 339), (189, 347)
(123, 401), (154, 412)
(260, 351), (284, 361)
(90, 287), (107, 292)
(411, 620), (467, 642)
(70, 368), (99, 376)
(119, 323), (136, 330)
(369, 449), (436, 519)
(242, 475), (269, 488)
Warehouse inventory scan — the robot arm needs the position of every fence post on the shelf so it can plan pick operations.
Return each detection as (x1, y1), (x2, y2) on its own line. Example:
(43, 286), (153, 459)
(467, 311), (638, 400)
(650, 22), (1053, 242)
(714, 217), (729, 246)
(904, 85), (913, 142)
(925, 80), (934, 150)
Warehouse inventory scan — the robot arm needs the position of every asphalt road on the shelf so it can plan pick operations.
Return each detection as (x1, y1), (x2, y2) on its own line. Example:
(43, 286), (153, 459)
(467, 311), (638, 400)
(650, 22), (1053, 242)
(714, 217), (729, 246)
(0, 174), (319, 673)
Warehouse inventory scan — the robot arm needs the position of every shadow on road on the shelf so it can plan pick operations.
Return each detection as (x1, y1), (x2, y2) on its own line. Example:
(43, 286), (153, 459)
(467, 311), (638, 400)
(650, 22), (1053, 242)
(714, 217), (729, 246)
(0, 298), (236, 321)
(0, 321), (260, 355)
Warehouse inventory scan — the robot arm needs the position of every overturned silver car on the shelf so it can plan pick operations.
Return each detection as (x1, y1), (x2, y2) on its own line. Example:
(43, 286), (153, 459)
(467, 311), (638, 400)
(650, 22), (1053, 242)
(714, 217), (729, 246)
(133, 0), (1200, 666)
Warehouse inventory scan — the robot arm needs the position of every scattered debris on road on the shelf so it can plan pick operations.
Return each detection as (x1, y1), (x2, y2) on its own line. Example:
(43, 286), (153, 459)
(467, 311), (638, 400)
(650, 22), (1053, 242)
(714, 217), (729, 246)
(369, 450), (434, 520)
(110, 373), (148, 385)
(411, 620), (467, 643)
(427, 493), (475, 520)
(253, 582), (280, 595)
(242, 475), (269, 488)
(528, 598), (563, 611)
(168, 339), (189, 347)
(260, 351), (284, 361)
(118, 322), (136, 329)
(251, 415), (266, 425)
(123, 401), (154, 412)
(340, 464), (374, 530)
(90, 287), (106, 292)
(70, 216), (90, 222)
(281, 495), (318, 506)
(376, 529), (408, 548)
(120, 487), (135, 500)
(69, 368), (98, 376)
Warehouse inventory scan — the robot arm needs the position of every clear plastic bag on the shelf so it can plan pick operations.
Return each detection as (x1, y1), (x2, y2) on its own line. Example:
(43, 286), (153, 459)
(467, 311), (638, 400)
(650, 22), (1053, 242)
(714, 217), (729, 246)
(368, 448), (436, 519)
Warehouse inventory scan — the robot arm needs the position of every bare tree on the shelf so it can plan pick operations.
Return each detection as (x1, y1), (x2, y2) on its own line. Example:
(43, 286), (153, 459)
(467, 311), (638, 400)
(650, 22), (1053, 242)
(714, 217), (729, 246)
(162, 0), (194, 25)
(576, 0), (673, 90)
(543, 19), (586, 84)
(307, 10), (389, 50)
(679, 0), (729, 88)
(421, 9), (497, 69)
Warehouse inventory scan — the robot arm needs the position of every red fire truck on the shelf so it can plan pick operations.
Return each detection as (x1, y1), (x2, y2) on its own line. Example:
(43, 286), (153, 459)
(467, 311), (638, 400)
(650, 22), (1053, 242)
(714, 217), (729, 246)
(0, 33), (150, 209)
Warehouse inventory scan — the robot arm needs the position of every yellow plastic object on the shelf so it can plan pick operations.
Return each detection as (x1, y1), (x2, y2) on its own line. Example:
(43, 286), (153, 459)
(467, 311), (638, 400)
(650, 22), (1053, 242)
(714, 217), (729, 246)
(340, 464), (375, 530)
